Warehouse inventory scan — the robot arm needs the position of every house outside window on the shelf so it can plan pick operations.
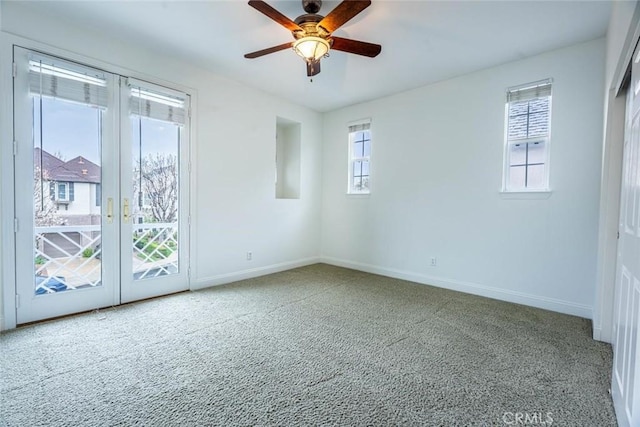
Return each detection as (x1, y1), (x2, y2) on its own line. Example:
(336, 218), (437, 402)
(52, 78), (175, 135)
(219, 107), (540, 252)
(348, 119), (371, 194)
(57, 182), (68, 201)
(503, 79), (552, 191)
(52, 181), (74, 203)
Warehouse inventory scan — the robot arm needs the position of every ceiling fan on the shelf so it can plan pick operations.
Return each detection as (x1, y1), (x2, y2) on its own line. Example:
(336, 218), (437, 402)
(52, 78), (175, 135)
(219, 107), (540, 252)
(244, 0), (382, 77)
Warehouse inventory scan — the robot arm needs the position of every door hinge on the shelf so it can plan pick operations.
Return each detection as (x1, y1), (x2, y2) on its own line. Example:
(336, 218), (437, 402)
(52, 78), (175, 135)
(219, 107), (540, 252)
(187, 215), (191, 226)
(187, 267), (191, 278)
(14, 218), (18, 233)
(15, 294), (20, 308)
(617, 231), (620, 240)
(13, 140), (17, 156)
(12, 62), (17, 78)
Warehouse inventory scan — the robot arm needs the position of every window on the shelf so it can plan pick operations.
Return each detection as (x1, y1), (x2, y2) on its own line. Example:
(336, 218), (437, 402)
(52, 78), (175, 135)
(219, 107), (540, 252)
(348, 120), (371, 194)
(95, 183), (101, 207)
(57, 183), (68, 201)
(503, 79), (552, 191)
(51, 182), (73, 202)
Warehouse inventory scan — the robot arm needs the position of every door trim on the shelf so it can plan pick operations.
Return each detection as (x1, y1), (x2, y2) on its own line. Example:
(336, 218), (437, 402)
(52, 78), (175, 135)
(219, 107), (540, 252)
(593, 3), (640, 343)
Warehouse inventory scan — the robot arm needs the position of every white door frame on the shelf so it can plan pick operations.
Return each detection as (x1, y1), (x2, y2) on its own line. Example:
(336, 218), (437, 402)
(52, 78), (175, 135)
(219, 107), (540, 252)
(593, 3), (640, 343)
(0, 35), (195, 330)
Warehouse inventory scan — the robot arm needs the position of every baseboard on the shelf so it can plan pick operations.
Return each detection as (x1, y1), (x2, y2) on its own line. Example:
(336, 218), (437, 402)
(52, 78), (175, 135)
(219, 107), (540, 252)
(321, 256), (593, 319)
(592, 324), (614, 343)
(592, 326), (602, 341)
(192, 257), (322, 290)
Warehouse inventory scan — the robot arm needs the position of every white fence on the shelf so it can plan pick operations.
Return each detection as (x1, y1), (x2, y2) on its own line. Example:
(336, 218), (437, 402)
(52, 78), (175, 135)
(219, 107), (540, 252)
(34, 222), (178, 294)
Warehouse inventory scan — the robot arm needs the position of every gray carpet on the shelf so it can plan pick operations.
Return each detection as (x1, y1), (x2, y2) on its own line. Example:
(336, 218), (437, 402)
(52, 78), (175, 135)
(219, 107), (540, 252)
(0, 264), (617, 426)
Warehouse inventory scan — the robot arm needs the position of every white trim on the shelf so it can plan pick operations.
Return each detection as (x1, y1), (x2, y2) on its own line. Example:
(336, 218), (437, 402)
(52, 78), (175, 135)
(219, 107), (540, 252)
(594, 2), (640, 345)
(594, 90), (627, 343)
(592, 327), (602, 341)
(0, 33), (17, 331)
(321, 256), (593, 319)
(192, 257), (321, 290)
(499, 190), (552, 200)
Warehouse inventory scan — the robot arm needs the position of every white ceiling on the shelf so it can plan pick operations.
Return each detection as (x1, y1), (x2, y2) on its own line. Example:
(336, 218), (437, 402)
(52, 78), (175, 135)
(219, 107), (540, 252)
(11, 0), (611, 112)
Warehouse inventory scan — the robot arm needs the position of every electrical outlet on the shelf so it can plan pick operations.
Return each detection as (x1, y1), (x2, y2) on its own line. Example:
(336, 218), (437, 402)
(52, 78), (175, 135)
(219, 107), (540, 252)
(430, 257), (437, 267)
(246, 251), (252, 261)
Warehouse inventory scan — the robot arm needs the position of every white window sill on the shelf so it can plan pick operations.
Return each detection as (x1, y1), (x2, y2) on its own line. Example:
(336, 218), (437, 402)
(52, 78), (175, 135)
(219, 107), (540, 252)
(346, 193), (371, 198)
(499, 190), (552, 200)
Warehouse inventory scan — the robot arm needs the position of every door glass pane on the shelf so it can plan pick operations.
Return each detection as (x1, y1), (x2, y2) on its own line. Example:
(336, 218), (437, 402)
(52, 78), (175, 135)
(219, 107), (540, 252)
(131, 116), (180, 280)
(33, 97), (103, 295)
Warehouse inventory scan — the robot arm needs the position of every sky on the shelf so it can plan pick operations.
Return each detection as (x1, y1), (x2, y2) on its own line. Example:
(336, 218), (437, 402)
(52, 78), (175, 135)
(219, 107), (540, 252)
(34, 97), (179, 166)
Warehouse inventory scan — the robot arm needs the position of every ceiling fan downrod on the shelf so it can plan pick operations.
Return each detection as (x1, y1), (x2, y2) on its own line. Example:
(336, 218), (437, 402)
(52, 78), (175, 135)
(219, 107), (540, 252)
(302, 0), (322, 14)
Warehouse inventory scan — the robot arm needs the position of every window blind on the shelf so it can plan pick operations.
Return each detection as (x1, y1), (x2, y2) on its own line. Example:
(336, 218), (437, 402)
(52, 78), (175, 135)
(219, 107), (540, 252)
(28, 54), (108, 108)
(128, 79), (187, 125)
(506, 79), (552, 103)
(349, 121), (371, 133)
(508, 98), (550, 140)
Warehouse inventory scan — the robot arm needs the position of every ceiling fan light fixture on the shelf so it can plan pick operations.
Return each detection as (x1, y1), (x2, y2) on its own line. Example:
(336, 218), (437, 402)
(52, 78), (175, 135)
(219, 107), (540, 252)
(292, 36), (330, 63)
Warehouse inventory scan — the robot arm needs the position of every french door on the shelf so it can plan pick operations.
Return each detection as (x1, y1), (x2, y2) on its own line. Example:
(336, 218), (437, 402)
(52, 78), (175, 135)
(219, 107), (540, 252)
(612, 43), (640, 427)
(13, 47), (190, 324)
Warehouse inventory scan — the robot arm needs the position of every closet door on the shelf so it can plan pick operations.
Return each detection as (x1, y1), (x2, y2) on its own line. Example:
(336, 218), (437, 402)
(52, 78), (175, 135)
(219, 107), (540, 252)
(612, 43), (640, 427)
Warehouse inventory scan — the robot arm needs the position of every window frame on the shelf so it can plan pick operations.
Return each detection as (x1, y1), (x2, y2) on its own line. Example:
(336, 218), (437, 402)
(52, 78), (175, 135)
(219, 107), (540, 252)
(347, 119), (372, 195)
(502, 79), (553, 193)
(56, 182), (69, 202)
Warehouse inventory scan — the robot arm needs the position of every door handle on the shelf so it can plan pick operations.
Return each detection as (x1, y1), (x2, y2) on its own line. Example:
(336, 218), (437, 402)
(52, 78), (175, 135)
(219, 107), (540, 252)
(106, 198), (114, 224)
(123, 198), (130, 223)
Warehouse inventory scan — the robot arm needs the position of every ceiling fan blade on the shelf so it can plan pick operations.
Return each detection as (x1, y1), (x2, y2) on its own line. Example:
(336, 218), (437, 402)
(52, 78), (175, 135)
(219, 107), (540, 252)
(248, 0), (303, 32)
(244, 42), (293, 59)
(307, 61), (321, 77)
(331, 36), (381, 57)
(317, 0), (371, 34)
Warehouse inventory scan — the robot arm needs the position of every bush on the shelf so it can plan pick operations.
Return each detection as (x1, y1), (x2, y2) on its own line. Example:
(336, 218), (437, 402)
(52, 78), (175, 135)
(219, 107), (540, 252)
(82, 248), (94, 258)
(157, 246), (172, 258)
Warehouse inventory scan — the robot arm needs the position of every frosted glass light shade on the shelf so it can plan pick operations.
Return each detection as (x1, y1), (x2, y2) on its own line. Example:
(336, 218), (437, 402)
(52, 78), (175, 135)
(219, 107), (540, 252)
(292, 37), (330, 62)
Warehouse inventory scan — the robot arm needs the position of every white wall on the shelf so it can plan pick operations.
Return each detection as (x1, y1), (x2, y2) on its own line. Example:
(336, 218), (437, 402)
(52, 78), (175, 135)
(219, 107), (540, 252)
(605, 1), (639, 89)
(62, 182), (90, 216)
(0, 2), (323, 329)
(321, 39), (606, 318)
